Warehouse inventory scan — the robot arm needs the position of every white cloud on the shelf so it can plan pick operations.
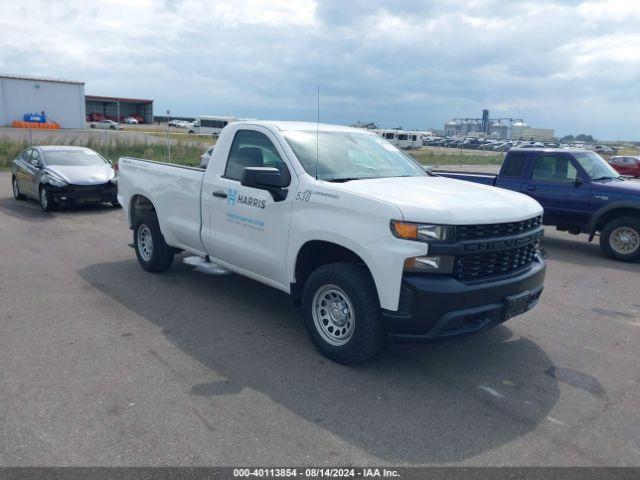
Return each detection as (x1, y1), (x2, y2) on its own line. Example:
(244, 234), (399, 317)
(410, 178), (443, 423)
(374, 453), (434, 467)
(0, 0), (638, 138)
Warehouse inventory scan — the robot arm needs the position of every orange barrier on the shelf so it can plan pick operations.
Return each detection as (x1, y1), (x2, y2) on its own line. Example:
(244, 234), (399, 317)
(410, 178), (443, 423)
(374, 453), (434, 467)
(11, 120), (60, 129)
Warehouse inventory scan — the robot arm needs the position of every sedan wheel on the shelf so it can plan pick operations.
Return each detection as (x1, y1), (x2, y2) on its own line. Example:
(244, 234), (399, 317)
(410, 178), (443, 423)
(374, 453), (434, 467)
(39, 187), (57, 212)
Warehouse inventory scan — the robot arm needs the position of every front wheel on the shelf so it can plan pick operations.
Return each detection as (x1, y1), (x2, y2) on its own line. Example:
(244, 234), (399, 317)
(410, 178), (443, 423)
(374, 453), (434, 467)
(39, 187), (57, 211)
(599, 216), (640, 262)
(133, 215), (175, 272)
(302, 262), (386, 364)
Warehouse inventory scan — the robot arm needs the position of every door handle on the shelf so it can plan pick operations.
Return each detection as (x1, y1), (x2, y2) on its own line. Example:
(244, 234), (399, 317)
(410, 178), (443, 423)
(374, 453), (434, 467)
(212, 190), (227, 198)
(526, 186), (536, 191)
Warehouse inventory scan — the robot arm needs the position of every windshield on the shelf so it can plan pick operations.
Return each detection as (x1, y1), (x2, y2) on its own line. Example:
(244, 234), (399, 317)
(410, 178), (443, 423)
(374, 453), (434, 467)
(283, 130), (426, 181)
(573, 152), (620, 180)
(44, 150), (110, 167)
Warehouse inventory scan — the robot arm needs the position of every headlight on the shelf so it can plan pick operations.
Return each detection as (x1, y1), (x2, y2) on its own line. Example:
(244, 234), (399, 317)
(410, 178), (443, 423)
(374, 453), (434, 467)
(404, 255), (454, 273)
(390, 220), (454, 242)
(46, 175), (67, 188)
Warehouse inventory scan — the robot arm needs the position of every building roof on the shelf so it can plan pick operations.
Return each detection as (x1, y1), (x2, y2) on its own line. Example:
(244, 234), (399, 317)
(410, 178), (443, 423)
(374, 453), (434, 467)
(86, 95), (153, 104)
(0, 73), (85, 85)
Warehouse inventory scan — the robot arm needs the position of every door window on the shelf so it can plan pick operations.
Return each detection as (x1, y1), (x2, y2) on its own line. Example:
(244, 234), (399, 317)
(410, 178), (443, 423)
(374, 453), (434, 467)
(532, 155), (577, 182)
(21, 149), (33, 162)
(503, 153), (527, 177)
(224, 130), (289, 182)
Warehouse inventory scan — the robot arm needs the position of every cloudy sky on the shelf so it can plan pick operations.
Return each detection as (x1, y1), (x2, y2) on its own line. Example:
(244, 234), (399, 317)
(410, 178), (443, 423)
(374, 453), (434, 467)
(1, 0), (639, 139)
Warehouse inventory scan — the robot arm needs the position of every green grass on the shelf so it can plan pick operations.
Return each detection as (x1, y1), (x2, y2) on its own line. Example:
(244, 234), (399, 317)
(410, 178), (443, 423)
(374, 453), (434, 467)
(0, 136), (207, 170)
(1, 136), (506, 172)
(408, 149), (505, 166)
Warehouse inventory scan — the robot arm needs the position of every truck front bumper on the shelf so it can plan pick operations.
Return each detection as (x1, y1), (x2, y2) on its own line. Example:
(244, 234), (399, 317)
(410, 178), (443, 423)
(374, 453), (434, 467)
(382, 255), (546, 342)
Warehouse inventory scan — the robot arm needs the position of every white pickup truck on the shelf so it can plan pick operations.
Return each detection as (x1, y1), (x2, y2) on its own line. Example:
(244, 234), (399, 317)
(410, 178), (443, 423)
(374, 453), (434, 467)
(118, 121), (546, 364)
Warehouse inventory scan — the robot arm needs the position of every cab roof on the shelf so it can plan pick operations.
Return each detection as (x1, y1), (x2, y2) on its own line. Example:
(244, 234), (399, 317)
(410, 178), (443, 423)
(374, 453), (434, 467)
(234, 120), (368, 133)
(509, 147), (594, 154)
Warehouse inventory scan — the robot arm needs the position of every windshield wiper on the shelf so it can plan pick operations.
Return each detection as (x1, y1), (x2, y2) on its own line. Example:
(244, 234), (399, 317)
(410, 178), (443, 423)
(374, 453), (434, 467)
(591, 176), (615, 181)
(323, 177), (366, 183)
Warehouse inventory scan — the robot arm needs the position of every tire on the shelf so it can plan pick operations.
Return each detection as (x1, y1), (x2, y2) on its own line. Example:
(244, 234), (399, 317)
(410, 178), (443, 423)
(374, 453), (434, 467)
(12, 177), (25, 200)
(39, 186), (57, 212)
(133, 214), (175, 272)
(599, 216), (640, 262)
(302, 262), (386, 364)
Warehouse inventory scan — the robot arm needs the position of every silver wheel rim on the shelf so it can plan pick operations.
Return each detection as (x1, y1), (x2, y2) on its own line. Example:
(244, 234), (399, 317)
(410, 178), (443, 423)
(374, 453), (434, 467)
(312, 284), (355, 346)
(137, 225), (153, 261)
(13, 178), (19, 199)
(610, 226), (640, 255)
(40, 189), (48, 209)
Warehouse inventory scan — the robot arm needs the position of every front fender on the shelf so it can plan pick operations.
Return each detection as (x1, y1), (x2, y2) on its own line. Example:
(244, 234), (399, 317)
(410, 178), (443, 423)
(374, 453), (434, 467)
(586, 200), (640, 240)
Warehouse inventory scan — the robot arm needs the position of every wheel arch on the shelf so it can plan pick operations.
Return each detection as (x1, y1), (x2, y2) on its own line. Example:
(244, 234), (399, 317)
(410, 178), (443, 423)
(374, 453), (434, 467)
(587, 201), (640, 241)
(291, 240), (377, 308)
(128, 194), (157, 227)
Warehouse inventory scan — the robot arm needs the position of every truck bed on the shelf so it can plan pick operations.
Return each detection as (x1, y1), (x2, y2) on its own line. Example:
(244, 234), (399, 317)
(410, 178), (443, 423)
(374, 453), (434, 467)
(117, 157), (207, 254)
(433, 170), (498, 186)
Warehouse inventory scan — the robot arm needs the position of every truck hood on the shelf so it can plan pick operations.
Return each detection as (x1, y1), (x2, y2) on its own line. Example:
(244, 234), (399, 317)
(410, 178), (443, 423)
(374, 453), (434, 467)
(327, 176), (543, 224)
(597, 178), (640, 198)
(45, 165), (115, 186)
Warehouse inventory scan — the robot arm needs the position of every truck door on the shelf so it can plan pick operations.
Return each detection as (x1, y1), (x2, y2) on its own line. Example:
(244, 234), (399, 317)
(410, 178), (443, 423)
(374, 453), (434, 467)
(521, 152), (591, 227)
(200, 127), (295, 288)
(495, 152), (527, 191)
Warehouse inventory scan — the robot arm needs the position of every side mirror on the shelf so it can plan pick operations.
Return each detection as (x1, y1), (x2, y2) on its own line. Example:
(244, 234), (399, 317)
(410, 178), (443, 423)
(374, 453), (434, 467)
(574, 177), (583, 187)
(241, 167), (290, 201)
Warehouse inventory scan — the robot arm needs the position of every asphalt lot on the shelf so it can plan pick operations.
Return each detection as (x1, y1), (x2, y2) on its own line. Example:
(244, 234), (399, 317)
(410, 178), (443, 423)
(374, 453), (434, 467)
(0, 171), (639, 466)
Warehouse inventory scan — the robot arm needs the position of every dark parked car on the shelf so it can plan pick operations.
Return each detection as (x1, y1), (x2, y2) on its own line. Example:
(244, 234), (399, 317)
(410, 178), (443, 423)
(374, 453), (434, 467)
(11, 146), (118, 211)
(435, 148), (640, 262)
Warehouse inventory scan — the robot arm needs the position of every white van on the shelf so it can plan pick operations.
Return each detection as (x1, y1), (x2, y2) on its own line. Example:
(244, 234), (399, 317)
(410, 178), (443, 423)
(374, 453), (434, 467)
(188, 115), (237, 136)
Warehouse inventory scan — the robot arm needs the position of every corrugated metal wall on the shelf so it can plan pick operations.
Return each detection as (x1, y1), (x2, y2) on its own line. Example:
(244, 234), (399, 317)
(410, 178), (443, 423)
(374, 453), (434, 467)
(0, 76), (86, 128)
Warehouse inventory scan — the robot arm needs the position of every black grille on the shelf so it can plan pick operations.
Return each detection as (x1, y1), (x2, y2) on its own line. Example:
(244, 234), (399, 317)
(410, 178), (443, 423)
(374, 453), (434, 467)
(67, 183), (115, 194)
(453, 242), (538, 281)
(456, 215), (542, 241)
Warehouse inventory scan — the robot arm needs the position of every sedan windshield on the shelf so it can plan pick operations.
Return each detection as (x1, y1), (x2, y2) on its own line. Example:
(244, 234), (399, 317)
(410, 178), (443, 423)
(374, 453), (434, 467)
(44, 150), (109, 166)
(573, 152), (620, 180)
(283, 130), (426, 181)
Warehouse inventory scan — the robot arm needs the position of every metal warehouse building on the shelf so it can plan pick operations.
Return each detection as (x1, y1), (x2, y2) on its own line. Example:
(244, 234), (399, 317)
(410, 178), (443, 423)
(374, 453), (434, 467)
(0, 74), (86, 128)
(85, 95), (153, 124)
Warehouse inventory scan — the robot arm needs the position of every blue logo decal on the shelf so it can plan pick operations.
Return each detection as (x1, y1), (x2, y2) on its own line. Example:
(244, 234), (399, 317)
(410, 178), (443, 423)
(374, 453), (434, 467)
(227, 188), (237, 205)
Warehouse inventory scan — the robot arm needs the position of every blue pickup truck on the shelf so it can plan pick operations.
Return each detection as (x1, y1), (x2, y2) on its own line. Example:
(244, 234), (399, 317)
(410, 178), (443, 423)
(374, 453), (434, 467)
(436, 148), (640, 262)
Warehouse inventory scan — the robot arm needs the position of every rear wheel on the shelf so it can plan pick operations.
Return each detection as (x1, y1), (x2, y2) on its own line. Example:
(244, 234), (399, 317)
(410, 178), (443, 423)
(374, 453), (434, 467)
(133, 214), (175, 272)
(302, 262), (386, 364)
(12, 177), (25, 200)
(600, 216), (640, 262)
(39, 186), (57, 211)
